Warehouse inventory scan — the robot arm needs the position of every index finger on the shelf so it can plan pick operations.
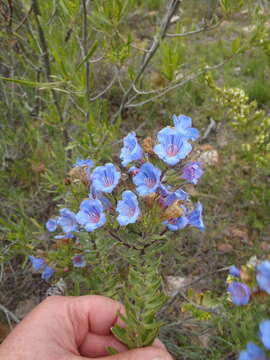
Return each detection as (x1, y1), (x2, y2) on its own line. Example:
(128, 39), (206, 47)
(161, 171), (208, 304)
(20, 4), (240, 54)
(68, 295), (125, 336)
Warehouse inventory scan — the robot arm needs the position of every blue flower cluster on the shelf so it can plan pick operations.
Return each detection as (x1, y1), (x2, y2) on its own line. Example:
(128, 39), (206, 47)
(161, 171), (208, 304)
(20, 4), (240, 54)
(31, 114), (205, 279)
(227, 260), (270, 307)
(28, 256), (54, 281)
(239, 320), (270, 359)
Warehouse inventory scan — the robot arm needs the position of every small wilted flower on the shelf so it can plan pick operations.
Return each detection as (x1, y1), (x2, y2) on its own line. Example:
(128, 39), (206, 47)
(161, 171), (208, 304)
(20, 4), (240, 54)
(116, 191), (140, 226)
(76, 199), (106, 232)
(53, 237), (72, 250)
(181, 162), (203, 184)
(142, 136), (155, 155)
(172, 114), (200, 141)
(143, 192), (159, 207)
(46, 218), (58, 232)
(187, 202), (205, 232)
(92, 163), (121, 193)
(72, 254), (86, 268)
(252, 289), (268, 303)
(259, 320), (270, 350)
(120, 132), (144, 166)
(68, 166), (91, 186)
(161, 201), (184, 221)
(69, 158), (94, 186)
(133, 162), (161, 196)
(228, 282), (251, 306)
(229, 265), (241, 278)
(240, 266), (253, 283)
(256, 261), (270, 294)
(154, 127), (192, 166)
(239, 342), (267, 360)
(58, 208), (78, 234)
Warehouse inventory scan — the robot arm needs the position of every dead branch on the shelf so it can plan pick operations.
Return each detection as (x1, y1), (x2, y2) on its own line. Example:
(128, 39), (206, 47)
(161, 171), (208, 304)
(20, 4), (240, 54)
(111, 0), (183, 123)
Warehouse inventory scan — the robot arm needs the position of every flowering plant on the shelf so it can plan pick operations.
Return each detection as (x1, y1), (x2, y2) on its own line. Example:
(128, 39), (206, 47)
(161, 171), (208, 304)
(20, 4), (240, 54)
(226, 259), (270, 359)
(227, 259), (270, 307)
(29, 114), (205, 350)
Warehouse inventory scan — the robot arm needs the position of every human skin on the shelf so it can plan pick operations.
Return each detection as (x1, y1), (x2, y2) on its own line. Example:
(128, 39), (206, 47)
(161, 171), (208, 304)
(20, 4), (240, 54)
(0, 295), (173, 360)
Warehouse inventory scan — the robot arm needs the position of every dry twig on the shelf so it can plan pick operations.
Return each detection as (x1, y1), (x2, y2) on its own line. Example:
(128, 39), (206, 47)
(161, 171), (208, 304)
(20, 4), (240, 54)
(111, 0), (183, 123)
(0, 304), (20, 328)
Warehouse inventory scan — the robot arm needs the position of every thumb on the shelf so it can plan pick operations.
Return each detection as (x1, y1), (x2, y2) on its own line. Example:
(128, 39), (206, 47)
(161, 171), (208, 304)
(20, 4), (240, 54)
(73, 345), (173, 360)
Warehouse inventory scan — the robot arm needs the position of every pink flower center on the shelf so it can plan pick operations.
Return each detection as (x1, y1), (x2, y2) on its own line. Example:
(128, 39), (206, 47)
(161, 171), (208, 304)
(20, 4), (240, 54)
(146, 177), (155, 188)
(73, 256), (82, 264)
(89, 211), (100, 223)
(103, 173), (113, 186)
(127, 207), (135, 216)
(166, 144), (179, 156)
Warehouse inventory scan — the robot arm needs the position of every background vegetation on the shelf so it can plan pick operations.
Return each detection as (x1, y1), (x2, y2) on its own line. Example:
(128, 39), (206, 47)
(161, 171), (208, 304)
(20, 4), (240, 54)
(0, 0), (269, 358)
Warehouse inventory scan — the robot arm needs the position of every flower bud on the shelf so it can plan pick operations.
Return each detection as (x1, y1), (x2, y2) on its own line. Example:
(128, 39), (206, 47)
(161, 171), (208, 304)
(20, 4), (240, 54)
(142, 137), (155, 155)
(36, 249), (47, 257)
(68, 166), (90, 186)
(143, 193), (159, 207)
(240, 266), (253, 283)
(252, 289), (268, 303)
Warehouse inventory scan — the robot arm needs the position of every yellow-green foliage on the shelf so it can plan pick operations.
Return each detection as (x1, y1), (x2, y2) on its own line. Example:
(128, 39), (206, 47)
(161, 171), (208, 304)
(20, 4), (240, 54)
(206, 73), (270, 167)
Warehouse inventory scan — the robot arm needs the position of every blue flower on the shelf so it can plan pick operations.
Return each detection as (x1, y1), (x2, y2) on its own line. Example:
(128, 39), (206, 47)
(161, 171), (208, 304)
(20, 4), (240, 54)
(46, 218), (58, 232)
(259, 320), (270, 350)
(120, 132), (144, 166)
(187, 202), (205, 232)
(116, 191), (140, 226)
(229, 265), (241, 278)
(89, 187), (112, 211)
(154, 127), (192, 166)
(163, 208), (188, 231)
(158, 184), (171, 197)
(181, 162), (203, 184)
(72, 254), (86, 268)
(228, 282), (251, 306)
(162, 188), (189, 207)
(76, 199), (106, 232)
(239, 342), (267, 360)
(133, 162), (161, 196)
(29, 256), (45, 271)
(29, 256), (53, 281)
(41, 266), (54, 281)
(92, 163), (121, 193)
(73, 158), (94, 172)
(58, 208), (78, 234)
(257, 261), (270, 294)
(172, 114), (200, 141)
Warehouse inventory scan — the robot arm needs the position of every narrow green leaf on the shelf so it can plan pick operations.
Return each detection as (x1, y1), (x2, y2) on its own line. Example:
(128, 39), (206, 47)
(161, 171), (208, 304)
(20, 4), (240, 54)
(111, 325), (134, 348)
(75, 40), (99, 72)
(142, 327), (160, 347)
(0, 76), (65, 89)
(232, 37), (241, 54)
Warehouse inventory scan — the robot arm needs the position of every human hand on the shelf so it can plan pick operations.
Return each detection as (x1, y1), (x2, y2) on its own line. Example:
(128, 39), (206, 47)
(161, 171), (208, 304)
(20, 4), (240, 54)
(0, 295), (173, 360)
